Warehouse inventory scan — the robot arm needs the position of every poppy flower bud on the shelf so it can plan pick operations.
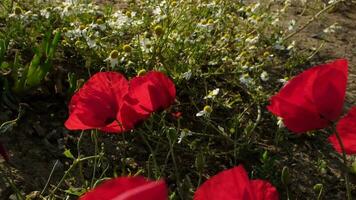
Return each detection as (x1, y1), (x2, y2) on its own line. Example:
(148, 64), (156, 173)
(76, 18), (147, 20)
(229, 127), (235, 134)
(281, 166), (290, 186)
(313, 183), (323, 193)
(154, 25), (164, 36)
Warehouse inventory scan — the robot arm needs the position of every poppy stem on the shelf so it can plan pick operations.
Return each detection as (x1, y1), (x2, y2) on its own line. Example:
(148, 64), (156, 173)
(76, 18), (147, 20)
(333, 126), (352, 200)
(167, 128), (183, 200)
(138, 128), (160, 178)
(49, 155), (101, 199)
(90, 129), (99, 188)
(50, 160), (78, 198)
(40, 160), (59, 196)
(77, 131), (85, 183)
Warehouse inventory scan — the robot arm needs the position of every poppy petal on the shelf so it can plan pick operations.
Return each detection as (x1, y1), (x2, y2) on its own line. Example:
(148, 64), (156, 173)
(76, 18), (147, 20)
(328, 107), (356, 154)
(249, 180), (279, 200)
(0, 142), (9, 161)
(312, 59), (348, 121)
(193, 165), (253, 200)
(127, 71), (176, 114)
(65, 72), (129, 132)
(268, 59), (348, 133)
(269, 96), (329, 133)
(80, 176), (167, 200)
(118, 101), (151, 130)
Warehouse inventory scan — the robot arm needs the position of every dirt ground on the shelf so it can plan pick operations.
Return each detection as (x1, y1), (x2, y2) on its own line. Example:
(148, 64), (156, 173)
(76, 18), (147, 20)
(286, 1), (356, 107)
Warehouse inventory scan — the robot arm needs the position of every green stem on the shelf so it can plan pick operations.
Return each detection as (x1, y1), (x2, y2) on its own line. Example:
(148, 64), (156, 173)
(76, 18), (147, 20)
(40, 160), (59, 195)
(90, 129), (99, 188)
(334, 128), (352, 200)
(138, 129), (160, 178)
(49, 155), (100, 199)
(77, 131), (85, 183)
(167, 132), (183, 199)
(49, 160), (78, 199)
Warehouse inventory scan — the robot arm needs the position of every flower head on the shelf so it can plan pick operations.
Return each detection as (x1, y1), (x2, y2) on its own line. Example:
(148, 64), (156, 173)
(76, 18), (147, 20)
(154, 25), (164, 36)
(178, 128), (192, 143)
(14, 6), (23, 15)
(80, 176), (167, 200)
(65, 71), (176, 133)
(104, 50), (119, 68)
(123, 44), (133, 53)
(260, 71), (269, 81)
(65, 72), (130, 133)
(267, 59), (348, 133)
(194, 165), (279, 200)
(196, 105), (213, 117)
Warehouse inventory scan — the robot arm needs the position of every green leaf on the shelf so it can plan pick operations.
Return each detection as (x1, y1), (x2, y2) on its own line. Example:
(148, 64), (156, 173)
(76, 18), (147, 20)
(0, 39), (6, 65)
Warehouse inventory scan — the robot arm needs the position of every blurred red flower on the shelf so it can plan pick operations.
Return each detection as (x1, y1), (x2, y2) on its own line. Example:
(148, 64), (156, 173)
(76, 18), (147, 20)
(171, 111), (182, 119)
(0, 142), (8, 161)
(65, 71), (176, 133)
(80, 176), (167, 200)
(328, 107), (356, 154)
(194, 165), (279, 200)
(267, 59), (348, 133)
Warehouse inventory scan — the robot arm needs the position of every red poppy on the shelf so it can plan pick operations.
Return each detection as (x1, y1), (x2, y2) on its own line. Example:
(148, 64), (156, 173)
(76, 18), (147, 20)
(120, 71), (176, 127)
(0, 142), (9, 161)
(267, 59), (348, 133)
(65, 71), (176, 133)
(80, 176), (168, 200)
(328, 107), (356, 154)
(65, 72), (130, 132)
(194, 165), (279, 200)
